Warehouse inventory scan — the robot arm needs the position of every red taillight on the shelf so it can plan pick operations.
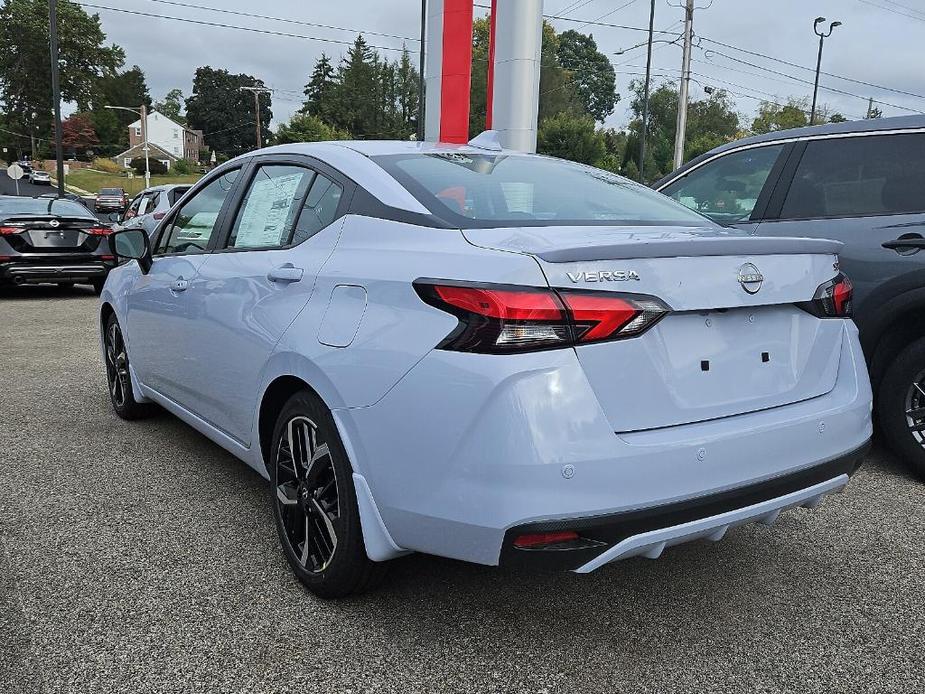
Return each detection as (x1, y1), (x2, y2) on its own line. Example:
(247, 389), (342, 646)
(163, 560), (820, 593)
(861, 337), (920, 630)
(0, 226), (21, 235)
(416, 281), (670, 353)
(101, 255), (115, 261)
(799, 273), (853, 318)
(87, 227), (112, 236)
(513, 531), (579, 549)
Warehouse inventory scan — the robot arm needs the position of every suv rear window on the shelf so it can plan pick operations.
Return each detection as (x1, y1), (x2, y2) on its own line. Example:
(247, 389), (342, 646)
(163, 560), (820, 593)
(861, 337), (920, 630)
(372, 152), (710, 228)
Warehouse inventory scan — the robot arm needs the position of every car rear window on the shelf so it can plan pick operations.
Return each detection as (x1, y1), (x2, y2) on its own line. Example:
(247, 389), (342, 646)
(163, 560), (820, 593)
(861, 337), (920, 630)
(100, 188), (124, 195)
(0, 198), (93, 217)
(372, 152), (710, 228)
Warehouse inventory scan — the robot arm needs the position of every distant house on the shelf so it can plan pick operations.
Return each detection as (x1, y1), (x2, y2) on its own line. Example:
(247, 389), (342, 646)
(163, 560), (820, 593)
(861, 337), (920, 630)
(114, 142), (178, 171)
(115, 110), (203, 166)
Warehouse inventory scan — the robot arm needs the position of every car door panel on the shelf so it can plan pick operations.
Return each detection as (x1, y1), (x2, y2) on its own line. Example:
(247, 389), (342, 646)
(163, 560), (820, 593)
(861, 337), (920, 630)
(176, 163), (349, 444)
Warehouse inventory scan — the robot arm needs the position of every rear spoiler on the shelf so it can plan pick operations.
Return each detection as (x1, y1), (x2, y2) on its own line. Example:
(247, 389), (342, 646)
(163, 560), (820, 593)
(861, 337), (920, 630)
(536, 236), (843, 263)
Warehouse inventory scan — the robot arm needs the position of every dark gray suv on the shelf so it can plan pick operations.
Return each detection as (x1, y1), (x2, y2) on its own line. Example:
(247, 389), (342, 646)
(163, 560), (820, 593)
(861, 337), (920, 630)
(657, 115), (925, 476)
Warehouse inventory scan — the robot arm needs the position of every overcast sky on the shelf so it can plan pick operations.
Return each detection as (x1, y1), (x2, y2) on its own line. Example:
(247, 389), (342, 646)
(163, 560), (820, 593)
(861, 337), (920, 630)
(87, 0), (925, 130)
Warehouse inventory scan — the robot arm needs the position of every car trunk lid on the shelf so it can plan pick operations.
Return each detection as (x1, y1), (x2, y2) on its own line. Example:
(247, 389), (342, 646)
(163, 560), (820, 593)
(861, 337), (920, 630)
(463, 225), (846, 431)
(1, 216), (104, 253)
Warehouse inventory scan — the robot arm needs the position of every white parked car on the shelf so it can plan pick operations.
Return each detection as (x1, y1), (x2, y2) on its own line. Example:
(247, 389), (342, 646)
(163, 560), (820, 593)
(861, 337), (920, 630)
(101, 136), (873, 597)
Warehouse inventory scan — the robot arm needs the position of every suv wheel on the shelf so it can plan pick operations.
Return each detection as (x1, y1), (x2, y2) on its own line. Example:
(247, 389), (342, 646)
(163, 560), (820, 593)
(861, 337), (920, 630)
(269, 390), (386, 598)
(103, 314), (155, 420)
(878, 336), (925, 479)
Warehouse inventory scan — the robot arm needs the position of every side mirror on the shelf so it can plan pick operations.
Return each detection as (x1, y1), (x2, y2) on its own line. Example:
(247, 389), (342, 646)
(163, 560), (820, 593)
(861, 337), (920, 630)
(107, 212), (121, 223)
(109, 228), (152, 274)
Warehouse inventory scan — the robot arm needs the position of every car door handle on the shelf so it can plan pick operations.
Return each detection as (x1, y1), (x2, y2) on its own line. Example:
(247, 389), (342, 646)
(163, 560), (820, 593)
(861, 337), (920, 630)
(883, 237), (925, 251)
(267, 264), (303, 283)
(172, 277), (189, 292)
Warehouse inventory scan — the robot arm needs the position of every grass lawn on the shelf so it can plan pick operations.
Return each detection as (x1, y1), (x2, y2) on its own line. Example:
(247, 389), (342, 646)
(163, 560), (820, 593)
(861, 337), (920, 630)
(64, 169), (203, 196)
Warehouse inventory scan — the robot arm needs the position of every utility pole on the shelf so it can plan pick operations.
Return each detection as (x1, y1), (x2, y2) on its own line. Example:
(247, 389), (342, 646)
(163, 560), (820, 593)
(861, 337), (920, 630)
(639, 0), (656, 183)
(48, 0), (65, 197)
(810, 16), (841, 125)
(672, 0), (694, 171)
(240, 86), (271, 149)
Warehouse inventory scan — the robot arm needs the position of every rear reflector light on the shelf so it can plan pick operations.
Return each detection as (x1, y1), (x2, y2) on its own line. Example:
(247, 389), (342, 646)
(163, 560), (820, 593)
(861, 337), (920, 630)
(0, 256), (10, 262)
(798, 273), (853, 318)
(87, 227), (112, 236)
(513, 531), (579, 549)
(101, 255), (115, 261)
(416, 281), (670, 353)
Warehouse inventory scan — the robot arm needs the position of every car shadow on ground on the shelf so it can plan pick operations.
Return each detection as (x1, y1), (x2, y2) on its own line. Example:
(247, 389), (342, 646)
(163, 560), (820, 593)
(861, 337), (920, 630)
(0, 283), (97, 300)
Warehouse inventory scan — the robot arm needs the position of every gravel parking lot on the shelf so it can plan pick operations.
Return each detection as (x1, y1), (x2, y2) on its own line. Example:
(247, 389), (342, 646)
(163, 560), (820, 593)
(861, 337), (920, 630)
(1, 287), (923, 693)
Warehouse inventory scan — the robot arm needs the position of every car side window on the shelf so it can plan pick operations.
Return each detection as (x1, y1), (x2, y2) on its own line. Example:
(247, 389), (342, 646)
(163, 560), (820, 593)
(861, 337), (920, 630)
(155, 169), (239, 255)
(780, 133), (925, 220)
(126, 194), (144, 218)
(291, 173), (344, 244)
(226, 165), (314, 249)
(661, 144), (785, 224)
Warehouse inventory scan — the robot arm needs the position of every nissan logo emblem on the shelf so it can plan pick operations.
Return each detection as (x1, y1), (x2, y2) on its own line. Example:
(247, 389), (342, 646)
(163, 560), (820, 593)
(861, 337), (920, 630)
(737, 263), (763, 294)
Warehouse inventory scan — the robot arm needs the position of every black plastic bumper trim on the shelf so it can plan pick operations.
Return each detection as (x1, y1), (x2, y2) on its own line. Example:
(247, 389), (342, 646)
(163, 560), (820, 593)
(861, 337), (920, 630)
(499, 440), (870, 571)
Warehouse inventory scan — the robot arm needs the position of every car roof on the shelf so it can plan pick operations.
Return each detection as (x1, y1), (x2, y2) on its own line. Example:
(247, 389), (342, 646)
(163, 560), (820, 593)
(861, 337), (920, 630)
(658, 114), (925, 186)
(135, 183), (191, 193)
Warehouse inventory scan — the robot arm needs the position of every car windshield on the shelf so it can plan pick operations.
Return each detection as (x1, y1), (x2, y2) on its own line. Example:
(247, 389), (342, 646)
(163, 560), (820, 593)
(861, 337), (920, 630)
(0, 197), (92, 217)
(372, 152), (711, 228)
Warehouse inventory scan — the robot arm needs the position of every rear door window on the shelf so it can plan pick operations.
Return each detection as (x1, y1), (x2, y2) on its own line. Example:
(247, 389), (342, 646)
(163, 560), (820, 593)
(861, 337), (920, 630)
(226, 165), (315, 249)
(291, 174), (343, 244)
(660, 144), (785, 224)
(779, 133), (925, 219)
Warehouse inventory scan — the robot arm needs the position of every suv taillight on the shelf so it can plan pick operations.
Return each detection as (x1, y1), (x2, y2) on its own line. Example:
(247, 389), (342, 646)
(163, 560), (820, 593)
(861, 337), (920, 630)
(798, 273), (853, 318)
(415, 281), (670, 353)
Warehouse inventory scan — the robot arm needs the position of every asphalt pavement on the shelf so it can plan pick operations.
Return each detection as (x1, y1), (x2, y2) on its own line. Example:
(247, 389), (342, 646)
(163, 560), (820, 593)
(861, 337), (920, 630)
(1, 288), (923, 693)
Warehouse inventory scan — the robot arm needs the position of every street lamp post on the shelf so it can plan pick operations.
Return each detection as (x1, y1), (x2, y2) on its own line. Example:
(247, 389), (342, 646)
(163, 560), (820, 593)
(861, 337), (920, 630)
(810, 16), (841, 125)
(105, 104), (150, 188)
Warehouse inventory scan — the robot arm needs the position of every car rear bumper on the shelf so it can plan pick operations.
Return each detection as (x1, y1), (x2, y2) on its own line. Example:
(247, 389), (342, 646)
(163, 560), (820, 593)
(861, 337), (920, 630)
(95, 200), (124, 210)
(340, 320), (873, 568)
(1, 259), (112, 283)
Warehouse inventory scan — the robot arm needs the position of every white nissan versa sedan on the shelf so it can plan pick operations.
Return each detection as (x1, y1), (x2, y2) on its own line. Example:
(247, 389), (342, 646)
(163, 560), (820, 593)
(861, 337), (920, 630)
(101, 135), (873, 597)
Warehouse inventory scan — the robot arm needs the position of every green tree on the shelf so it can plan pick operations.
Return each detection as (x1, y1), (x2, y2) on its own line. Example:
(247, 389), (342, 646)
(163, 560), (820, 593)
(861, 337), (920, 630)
(302, 53), (336, 119)
(0, 0), (124, 139)
(154, 88), (185, 123)
(89, 66), (152, 150)
(557, 30), (618, 122)
(185, 67), (272, 157)
(537, 113), (605, 165)
(275, 113), (349, 144)
(395, 47), (420, 135)
(327, 35), (379, 137)
(683, 89), (740, 159)
(829, 112), (847, 123)
(751, 98), (808, 134)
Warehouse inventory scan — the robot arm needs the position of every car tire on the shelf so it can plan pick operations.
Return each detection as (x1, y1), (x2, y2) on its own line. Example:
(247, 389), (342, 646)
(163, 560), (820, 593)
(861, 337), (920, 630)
(878, 336), (925, 479)
(269, 390), (387, 598)
(103, 314), (155, 420)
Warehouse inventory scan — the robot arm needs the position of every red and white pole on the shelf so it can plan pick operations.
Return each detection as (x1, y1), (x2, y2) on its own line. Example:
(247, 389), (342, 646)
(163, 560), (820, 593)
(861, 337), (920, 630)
(423, 0), (474, 144)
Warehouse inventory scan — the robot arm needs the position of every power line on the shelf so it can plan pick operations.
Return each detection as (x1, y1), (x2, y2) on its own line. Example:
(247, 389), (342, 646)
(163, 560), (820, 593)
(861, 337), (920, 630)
(473, 2), (680, 36)
(694, 44), (925, 114)
(76, 3), (411, 53)
(576, 0), (644, 30)
(699, 36), (925, 102)
(855, 0), (925, 22)
(141, 0), (419, 42)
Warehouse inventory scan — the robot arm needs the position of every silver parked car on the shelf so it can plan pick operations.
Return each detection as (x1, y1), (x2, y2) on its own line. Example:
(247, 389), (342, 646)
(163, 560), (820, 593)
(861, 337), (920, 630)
(113, 184), (192, 236)
(656, 115), (925, 477)
(101, 138), (871, 598)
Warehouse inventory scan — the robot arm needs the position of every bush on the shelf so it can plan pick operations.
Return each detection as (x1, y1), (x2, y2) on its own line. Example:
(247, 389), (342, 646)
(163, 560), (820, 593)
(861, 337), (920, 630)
(93, 157), (123, 173)
(172, 158), (193, 175)
(130, 157), (167, 176)
(274, 114), (350, 145)
(537, 113), (605, 166)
